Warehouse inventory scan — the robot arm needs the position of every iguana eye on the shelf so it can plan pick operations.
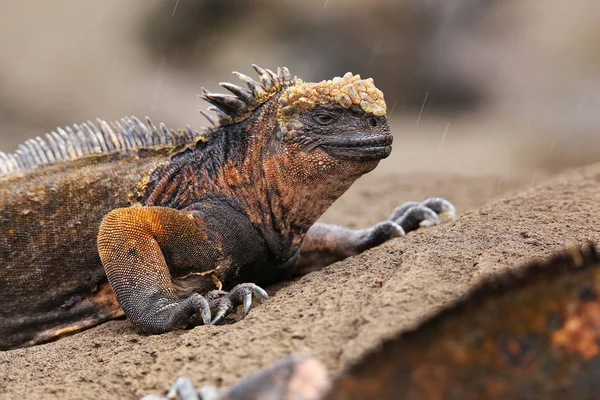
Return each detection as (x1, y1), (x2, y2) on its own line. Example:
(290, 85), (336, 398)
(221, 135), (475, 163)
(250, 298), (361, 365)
(313, 113), (337, 125)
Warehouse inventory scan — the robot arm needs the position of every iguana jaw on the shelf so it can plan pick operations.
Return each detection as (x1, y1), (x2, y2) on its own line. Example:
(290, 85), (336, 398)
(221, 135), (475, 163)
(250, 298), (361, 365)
(318, 132), (393, 161)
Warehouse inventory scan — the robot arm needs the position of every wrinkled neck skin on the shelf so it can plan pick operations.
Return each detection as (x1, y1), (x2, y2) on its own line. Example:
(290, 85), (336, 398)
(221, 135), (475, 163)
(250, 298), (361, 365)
(242, 100), (380, 254)
(142, 98), (379, 257)
(263, 143), (378, 244)
(257, 109), (382, 258)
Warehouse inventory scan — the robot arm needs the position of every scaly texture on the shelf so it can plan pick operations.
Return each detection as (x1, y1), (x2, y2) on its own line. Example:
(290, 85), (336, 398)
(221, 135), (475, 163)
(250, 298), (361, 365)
(0, 64), (454, 350)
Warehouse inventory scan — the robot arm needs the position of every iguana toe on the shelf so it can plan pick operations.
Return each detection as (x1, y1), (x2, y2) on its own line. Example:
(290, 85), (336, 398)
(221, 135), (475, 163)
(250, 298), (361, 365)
(396, 205), (440, 231)
(389, 197), (456, 233)
(422, 197), (457, 220)
(206, 283), (268, 325)
(240, 284), (269, 315)
(206, 291), (232, 325)
(190, 293), (213, 326)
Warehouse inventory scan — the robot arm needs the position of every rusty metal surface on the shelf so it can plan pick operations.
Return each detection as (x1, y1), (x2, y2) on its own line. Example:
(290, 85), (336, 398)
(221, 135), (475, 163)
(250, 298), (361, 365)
(327, 244), (600, 400)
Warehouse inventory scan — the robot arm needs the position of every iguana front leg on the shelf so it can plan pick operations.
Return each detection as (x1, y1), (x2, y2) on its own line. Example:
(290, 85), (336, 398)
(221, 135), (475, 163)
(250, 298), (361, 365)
(295, 197), (456, 274)
(97, 206), (267, 332)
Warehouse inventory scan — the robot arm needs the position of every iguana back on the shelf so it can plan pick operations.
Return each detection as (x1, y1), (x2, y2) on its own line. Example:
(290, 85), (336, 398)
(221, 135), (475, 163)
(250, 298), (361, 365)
(0, 119), (193, 349)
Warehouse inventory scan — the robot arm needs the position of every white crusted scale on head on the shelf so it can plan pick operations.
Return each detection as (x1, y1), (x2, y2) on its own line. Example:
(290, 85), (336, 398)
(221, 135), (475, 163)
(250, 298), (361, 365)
(278, 72), (387, 120)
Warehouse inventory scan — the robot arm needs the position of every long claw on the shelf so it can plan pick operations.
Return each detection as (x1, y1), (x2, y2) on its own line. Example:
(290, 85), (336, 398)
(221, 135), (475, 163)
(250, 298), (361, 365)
(201, 304), (212, 326)
(440, 210), (457, 221)
(395, 204), (442, 233)
(211, 309), (227, 325)
(243, 284), (268, 315)
(243, 292), (253, 315)
(205, 284), (269, 324)
(190, 294), (212, 326)
(422, 197), (457, 220)
(251, 284), (269, 300)
(418, 209), (440, 228)
(388, 201), (420, 221)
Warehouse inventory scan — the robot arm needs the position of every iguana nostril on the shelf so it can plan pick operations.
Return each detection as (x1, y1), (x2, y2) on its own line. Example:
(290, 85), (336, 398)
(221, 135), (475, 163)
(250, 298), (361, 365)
(369, 117), (377, 127)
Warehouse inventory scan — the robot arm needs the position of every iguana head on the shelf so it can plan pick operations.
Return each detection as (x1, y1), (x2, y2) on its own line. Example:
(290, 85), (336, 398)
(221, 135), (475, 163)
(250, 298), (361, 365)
(275, 72), (391, 163)
(200, 65), (392, 231)
(201, 65), (392, 168)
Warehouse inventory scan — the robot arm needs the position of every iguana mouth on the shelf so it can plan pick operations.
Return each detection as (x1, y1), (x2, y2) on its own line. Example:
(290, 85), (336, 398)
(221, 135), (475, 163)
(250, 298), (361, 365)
(321, 134), (393, 161)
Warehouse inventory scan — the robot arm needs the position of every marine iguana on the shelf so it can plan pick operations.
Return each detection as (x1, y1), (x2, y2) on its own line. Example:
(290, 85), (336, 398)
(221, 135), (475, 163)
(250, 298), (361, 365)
(0, 65), (455, 350)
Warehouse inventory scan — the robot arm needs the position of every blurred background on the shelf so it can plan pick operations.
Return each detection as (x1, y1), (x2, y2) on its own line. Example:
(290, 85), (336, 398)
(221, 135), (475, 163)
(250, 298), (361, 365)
(0, 0), (599, 179)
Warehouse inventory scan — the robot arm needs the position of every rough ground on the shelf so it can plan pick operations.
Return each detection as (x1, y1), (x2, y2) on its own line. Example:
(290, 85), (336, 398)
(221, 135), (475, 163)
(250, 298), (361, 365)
(1, 160), (600, 399)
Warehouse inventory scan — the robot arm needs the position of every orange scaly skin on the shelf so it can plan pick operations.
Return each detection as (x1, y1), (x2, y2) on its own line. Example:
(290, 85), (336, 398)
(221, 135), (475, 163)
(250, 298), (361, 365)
(0, 66), (455, 350)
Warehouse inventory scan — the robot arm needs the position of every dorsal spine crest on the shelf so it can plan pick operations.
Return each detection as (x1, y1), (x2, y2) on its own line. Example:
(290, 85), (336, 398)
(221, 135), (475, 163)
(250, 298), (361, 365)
(0, 117), (197, 177)
(1, 64), (376, 177)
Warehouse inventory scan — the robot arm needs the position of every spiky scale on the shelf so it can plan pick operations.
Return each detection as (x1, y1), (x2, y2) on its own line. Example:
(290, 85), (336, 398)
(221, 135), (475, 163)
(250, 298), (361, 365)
(265, 68), (280, 87)
(87, 120), (109, 153)
(74, 125), (93, 155)
(122, 117), (143, 148)
(233, 71), (267, 99)
(7, 153), (18, 172)
(12, 150), (23, 169)
(98, 119), (122, 152)
(277, 67), (294, 84)
(16, 146), (32, 169)
(81, 123), (102, 154)
(119, 118), (135, 147)
(202, 91), (247, 115)
(111, 121), (132, 150)
(185, 125), (195, 141)
(132, 116), (153, 146)
(199, 110), (218, 127)
(207, 106), (229, 121)
(35, 137), (54, 164)
(49, 131), (67, 159)
(73, 124), (91, 155)
(44, 133), (61, 163)
(96, 119), (115, 152)
(177, 130), (188, 145)
(252, 64), (274, 91)
(159, 122), (173, 143)
(0, 152), (10, 174)
(129, 116), (150, 147)
(219, 82), (258, 106)
(30, 138), (49, 165)
(57, 127), (76, 159)
(31, 139), (48, 165)
(23, 140), (42, 166)
(145, 117), (162, 146)
(65, 126), (83, 158)
(1, 154), (13, 175)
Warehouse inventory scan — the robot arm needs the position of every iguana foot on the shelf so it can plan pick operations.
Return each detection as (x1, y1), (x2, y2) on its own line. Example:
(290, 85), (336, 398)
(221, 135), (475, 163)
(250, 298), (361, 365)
(140, 355), (328, 400)
(389, 197), (456, 233)
(294, 197), (457, 274)
(206, 283), (269, 325)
